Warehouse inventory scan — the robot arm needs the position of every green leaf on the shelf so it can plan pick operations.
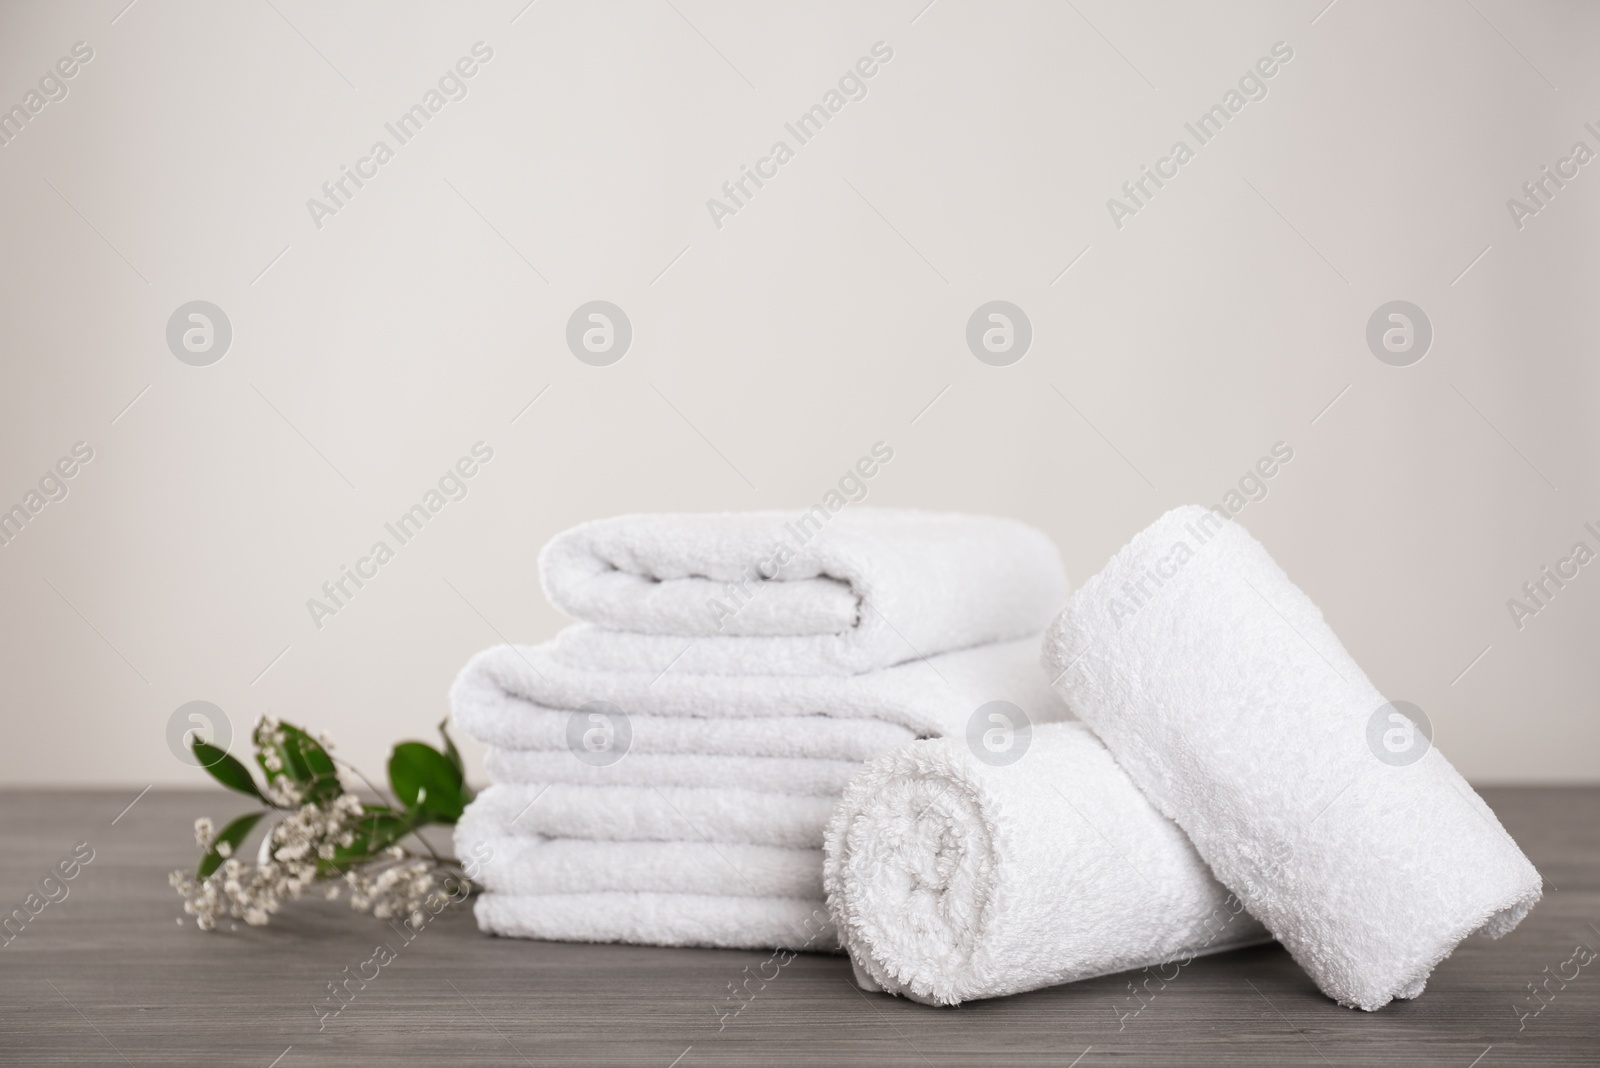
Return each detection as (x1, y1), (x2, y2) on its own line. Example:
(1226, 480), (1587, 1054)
(389, 742), (466, 824)
(438, 717), (464, 778)
(192, 738), (263, 800)
(438, 718), (474, 807)
(256, 722), (343, 805)
(197, 811), (265, 879)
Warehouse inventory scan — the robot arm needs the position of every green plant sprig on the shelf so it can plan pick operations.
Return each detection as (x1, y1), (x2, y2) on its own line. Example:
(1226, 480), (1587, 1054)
(173, 716), (475, 930)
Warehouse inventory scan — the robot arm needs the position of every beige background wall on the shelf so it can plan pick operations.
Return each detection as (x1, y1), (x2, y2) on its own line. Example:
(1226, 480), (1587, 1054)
(0, 0), (1595, 786)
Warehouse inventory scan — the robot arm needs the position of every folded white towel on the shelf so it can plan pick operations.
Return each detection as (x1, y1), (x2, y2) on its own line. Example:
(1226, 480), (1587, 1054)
(483, 749), (865, 797)
(475, 892), (838, 951)
(539, 509), (1068, 674)
(465, 783), (834, 849)
(825, 723), (1269, 1005)
(1043, 506), (1543, 1011)
(452, 636), (1067, 744)
(459, 706), (915, 761)
(461, 836), (823, 899)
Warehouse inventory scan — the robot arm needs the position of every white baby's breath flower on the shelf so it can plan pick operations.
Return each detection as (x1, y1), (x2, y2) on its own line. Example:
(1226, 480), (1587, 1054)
(193, 817), (214, 849)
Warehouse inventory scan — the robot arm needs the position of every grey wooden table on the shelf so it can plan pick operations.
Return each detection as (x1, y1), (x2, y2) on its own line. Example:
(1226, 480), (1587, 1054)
(1, 788), (1595, 1067)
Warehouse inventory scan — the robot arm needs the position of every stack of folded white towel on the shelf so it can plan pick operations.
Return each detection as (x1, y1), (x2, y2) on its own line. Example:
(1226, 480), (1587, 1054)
(452, 504), (1543, 1015)
(451, 509), (1070, 950)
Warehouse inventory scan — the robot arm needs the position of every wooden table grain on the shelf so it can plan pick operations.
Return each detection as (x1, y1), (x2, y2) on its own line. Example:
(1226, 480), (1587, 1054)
(1, 787), (1595, 1067)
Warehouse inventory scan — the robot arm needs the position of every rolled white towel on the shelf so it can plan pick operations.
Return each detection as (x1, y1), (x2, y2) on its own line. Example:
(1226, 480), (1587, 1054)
(538, 509), (1068, 674)
(465, 782), (834, 849)
(475, 892), (837, 951)
(1043, 505), (1542, 1011)
(461, 837), (823, 899)
(824, 723), (1270, 1006)
(452, 636), (1067, 744)
(484, 749), (865, 797)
